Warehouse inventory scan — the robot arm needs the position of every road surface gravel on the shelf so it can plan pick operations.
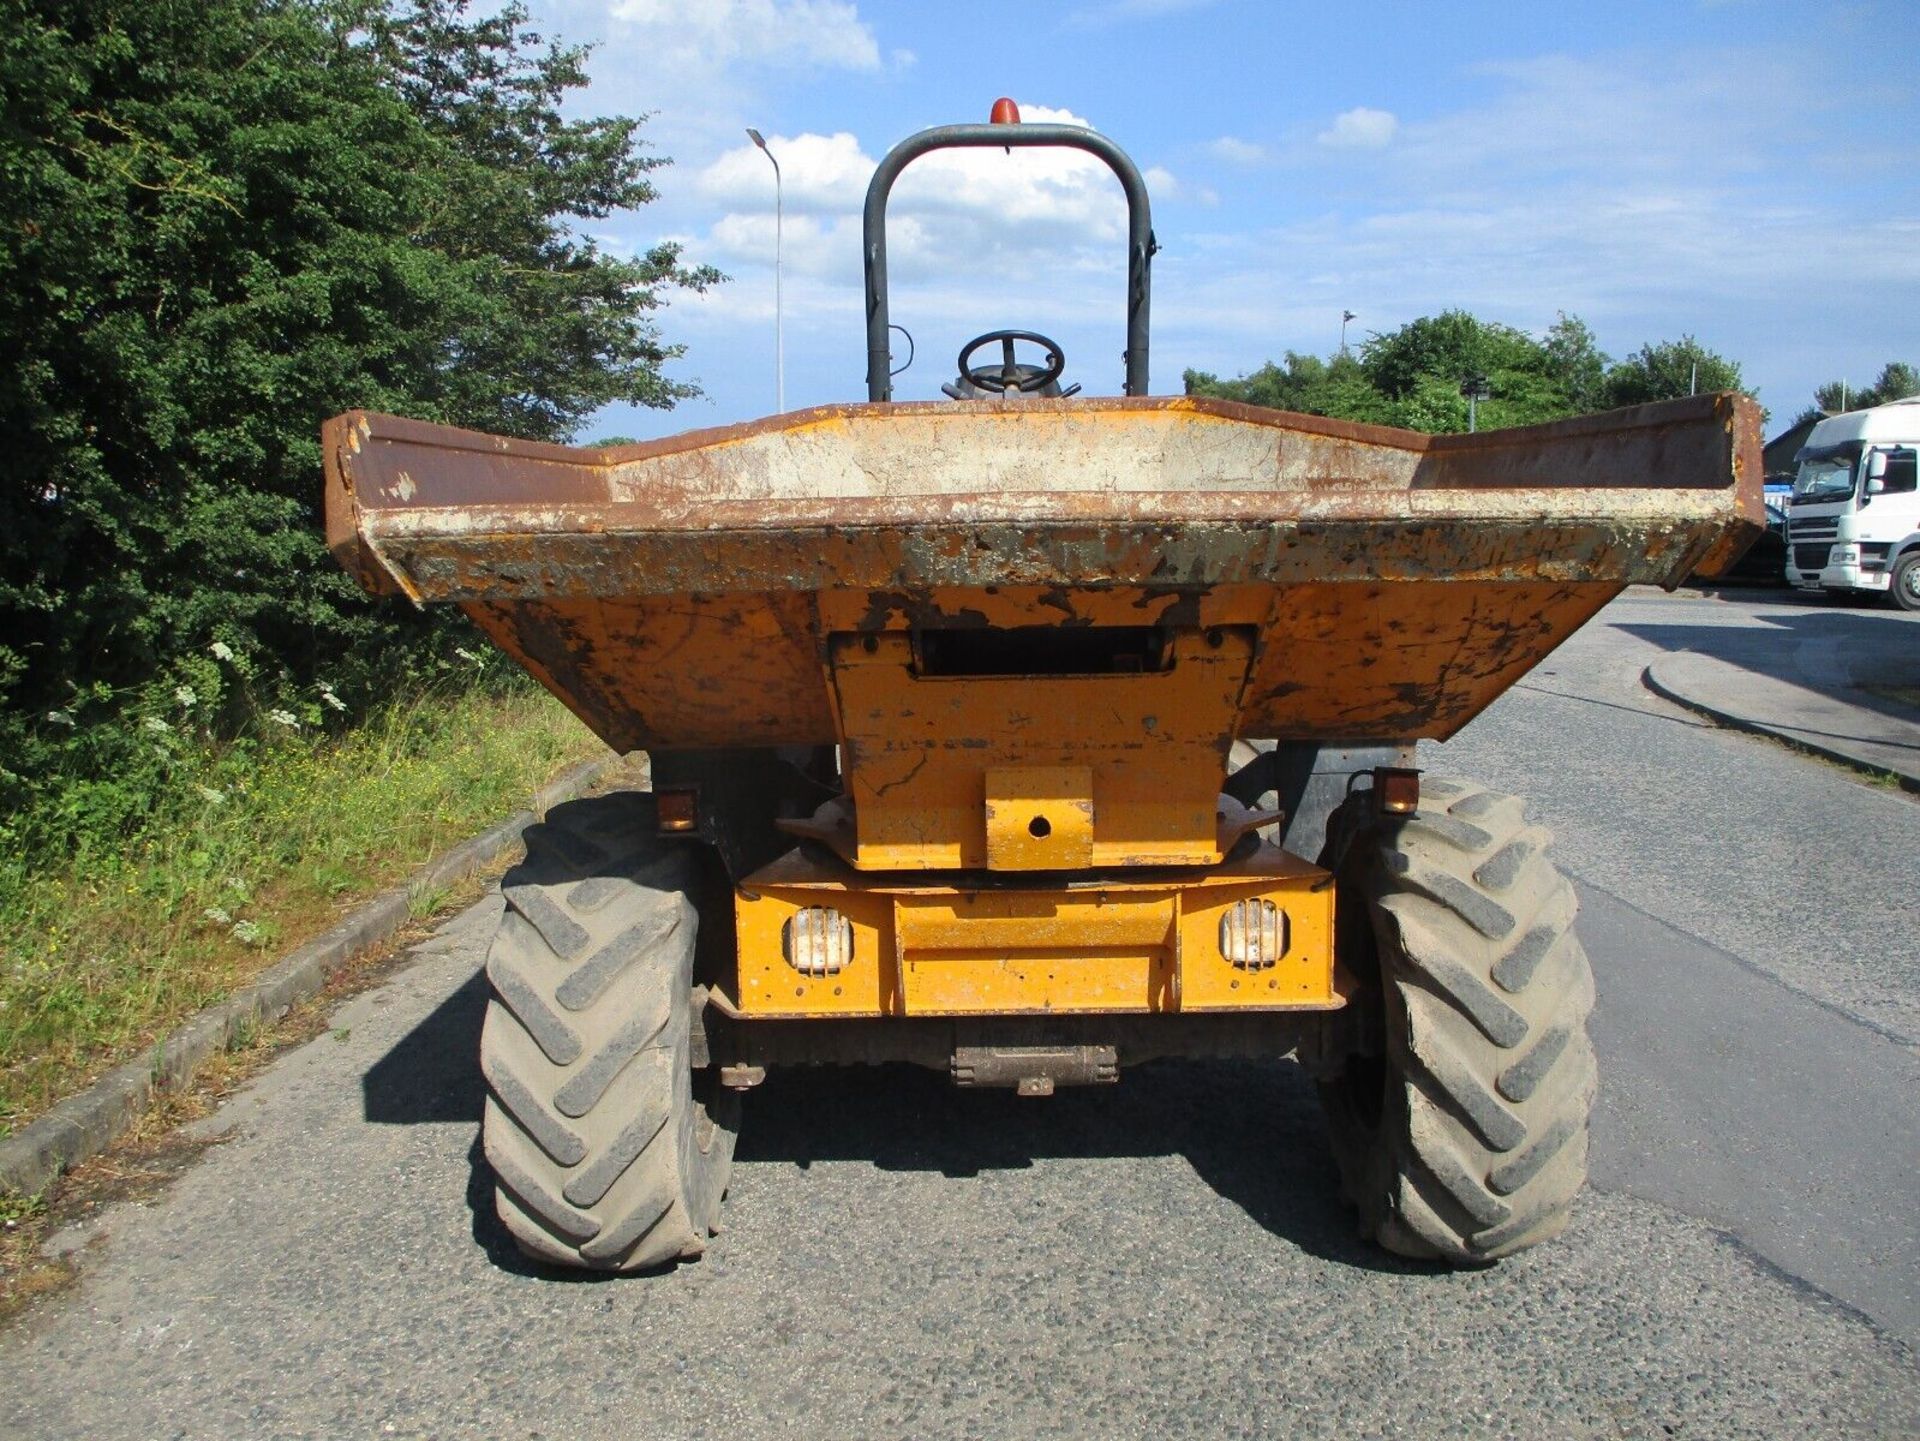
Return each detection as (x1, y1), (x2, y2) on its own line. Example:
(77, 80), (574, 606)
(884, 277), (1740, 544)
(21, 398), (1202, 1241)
(4, 589), (1916, 1440)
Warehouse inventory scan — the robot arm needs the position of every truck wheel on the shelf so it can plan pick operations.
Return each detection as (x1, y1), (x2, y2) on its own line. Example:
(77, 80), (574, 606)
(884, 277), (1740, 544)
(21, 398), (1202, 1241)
(480, 793), (738, 1272)
(1892, 552), (1920, 612)
(1318, 777), (1596, 1263)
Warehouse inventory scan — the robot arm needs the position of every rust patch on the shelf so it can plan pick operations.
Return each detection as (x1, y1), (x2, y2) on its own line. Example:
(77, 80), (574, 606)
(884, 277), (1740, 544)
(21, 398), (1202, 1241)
(323, 394), (1763, 757)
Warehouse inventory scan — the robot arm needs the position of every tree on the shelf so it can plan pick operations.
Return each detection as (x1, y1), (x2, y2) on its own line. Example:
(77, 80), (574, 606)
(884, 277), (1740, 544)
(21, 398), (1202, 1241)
(1602, 336), (1742, 407)
(1359, 310), (1532, 400)
(1803, 361), (1919, 422)
(1190, 310), (1625, 434)
(1873, 362), (1920, 403)
(1183, 350), (1389, 424)
(1187, 313), (1748, 436)
(355, 0), (718, 438)
(1360, 310), (1588, 431)
(0, 0), (714, 832)
(1541, 312), (1610, 413)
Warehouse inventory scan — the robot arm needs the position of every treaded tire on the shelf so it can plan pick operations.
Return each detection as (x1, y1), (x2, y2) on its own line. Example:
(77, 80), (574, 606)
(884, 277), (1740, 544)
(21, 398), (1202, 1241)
(1891, 552), (1920, 613)
(481, 792), (738, 1272)
(1318, 776), (1596, 1264)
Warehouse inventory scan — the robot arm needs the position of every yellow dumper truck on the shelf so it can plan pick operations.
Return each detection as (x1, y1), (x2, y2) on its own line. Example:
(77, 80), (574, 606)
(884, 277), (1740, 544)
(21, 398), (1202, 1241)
(325, 113), (1763, 1272)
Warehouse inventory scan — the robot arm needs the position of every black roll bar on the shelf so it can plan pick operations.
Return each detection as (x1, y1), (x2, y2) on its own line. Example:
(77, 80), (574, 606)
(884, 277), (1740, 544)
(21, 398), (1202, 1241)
(863, 123), (1156, 402)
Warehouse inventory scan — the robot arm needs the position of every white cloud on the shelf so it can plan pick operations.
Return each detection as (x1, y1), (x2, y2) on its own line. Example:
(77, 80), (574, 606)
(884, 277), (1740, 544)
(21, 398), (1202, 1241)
(699, 131), (873, 212)
(577, 29), (1914, 441)
(1158, 45), (1920, 414)
(1391, 54), (1777, 183)
(694, 105), (1170, 285)
(608, 0), (881, 72)
(1317, 107), (1399, 150)
(675, 101), (1185, 411)
(887, 104), (1129, 239)
(705, 210), (866, 283)
(1207, 136), (1267, 166)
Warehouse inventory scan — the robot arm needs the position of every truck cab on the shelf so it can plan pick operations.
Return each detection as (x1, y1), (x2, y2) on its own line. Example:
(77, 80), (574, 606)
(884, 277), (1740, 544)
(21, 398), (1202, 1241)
(1786, 397), (1920, 610)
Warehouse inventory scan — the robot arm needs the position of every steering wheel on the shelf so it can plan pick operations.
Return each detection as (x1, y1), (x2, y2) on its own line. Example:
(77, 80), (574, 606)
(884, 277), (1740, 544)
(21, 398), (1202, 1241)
(956, 330), (1066, 394)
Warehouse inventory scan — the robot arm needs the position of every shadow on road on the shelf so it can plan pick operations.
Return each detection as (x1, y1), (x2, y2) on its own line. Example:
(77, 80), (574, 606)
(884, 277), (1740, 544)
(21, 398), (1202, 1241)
(360, 970), (1422, 1277)
(1620, 604), (1920, 728)
(362, 968), (489, 1126)
(733, 1059), (1419, 1274)
(1686, 580), (1886, 606)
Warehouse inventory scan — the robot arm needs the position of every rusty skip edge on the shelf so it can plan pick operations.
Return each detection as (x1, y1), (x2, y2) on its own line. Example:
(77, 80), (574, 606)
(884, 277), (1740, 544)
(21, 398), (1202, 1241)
(321, 391), (1764, 604)
(359, 516), (1740, 602)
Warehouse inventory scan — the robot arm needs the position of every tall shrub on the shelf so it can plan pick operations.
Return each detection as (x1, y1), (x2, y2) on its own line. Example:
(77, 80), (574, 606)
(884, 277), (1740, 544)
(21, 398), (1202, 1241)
(0, 0), (713, 844)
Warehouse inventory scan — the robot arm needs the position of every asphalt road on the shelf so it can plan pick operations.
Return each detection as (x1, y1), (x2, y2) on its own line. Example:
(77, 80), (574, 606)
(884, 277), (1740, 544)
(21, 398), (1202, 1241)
(4, 588), (1917, 1440)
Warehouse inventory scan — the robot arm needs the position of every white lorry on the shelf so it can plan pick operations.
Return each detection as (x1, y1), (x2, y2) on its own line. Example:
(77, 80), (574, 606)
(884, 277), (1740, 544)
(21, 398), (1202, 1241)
(1787, 396), (1920, 610)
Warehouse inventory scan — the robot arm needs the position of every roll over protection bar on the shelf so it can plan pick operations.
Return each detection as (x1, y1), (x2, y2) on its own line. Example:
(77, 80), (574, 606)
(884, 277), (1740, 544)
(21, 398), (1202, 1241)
(862, 123), (1156, 401)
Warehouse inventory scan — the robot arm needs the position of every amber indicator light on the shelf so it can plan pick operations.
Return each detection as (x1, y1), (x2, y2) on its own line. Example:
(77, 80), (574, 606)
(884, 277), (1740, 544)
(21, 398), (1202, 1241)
(1375, 767), (1422, 816)
(656, 787), (700, 833)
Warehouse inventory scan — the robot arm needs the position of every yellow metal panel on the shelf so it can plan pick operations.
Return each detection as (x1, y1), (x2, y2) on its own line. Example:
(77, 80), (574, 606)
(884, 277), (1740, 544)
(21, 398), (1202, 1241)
(731, 845), (1340, 1019)
(464, 591), (834, 754)
(831, 628), (1252, 871)
(458, 580), (1623, 759)
(1176, 878), (1336, 1010)
(1238, 580), (1619, 741)
(733, 883), (895, 1017)
(985, 766), (1094, 869)
(894, 891), (1174, 1014)
(893, 890), (1175, 951)
(898, 950), (1168, 1015)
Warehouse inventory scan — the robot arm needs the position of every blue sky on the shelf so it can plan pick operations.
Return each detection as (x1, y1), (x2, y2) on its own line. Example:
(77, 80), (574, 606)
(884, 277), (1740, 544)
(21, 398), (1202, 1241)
(533, 0), (1920, 441)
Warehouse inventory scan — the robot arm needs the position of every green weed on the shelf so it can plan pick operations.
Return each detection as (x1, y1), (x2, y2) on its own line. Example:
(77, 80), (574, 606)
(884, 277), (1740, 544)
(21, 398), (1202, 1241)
(0, 677), (601, 1133)
(408, 883), (452, 921)
(0, 1189), (47, 1227)
(226, 1015), (258, 1053)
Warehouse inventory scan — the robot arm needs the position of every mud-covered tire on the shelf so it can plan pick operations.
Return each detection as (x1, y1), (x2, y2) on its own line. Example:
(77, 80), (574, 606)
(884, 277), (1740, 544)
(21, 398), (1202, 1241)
(481, 792), (738, 1272)
(1318, 776), (1596, 1264)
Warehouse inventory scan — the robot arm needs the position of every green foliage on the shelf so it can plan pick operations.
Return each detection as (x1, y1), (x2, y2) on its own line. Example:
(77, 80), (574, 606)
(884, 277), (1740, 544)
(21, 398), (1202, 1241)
(1186, 312), (1741, 434)
(0, 1189), (48, 1223)
(1802, 361), (1919, 423)
(1181, 351), (1391, 424)
(0, 0), (710, 844)
(0, 671), (601, 1133)
(1541, 313), (1610, 413)
(1362, 311), (1529, 405)
(1871, 362), (1920, 403)
(1602, 336), (1743, 407)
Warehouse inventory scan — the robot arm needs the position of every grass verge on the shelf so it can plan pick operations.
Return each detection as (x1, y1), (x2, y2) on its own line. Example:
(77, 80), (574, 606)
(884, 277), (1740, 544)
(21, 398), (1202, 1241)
(0, 857), (518, 1327)
(0, 679), (603, 1139)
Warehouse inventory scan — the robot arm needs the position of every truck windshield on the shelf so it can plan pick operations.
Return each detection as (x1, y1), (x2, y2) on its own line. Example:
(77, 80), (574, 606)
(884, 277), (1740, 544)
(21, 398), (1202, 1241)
(1793, 451), (1858, 503)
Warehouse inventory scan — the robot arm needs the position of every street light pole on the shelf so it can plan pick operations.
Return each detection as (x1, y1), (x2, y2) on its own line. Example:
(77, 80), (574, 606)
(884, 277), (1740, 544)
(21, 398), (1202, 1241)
(1461, 373), (1491, 433)
(746, 128), (784, 413)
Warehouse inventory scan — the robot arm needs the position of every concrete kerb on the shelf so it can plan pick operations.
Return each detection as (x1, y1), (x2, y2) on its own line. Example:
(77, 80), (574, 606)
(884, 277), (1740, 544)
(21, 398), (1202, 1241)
(0, 752), (619, 1200)
(1642, 661), (1920, 794)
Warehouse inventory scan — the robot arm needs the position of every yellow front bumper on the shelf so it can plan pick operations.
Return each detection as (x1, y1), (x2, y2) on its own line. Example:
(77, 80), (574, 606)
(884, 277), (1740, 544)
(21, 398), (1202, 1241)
(731, 845), (1338, 1019)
